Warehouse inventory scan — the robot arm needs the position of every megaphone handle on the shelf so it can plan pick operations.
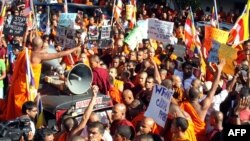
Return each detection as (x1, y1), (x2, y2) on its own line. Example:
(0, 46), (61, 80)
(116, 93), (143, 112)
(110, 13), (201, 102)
(71, 73), (82, 81)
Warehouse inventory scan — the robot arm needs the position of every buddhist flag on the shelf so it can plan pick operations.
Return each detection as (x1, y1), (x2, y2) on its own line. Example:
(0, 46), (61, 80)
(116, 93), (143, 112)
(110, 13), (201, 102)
(184, 7), (201, 51)
(128, 0), (137, 28)
(0, 5), (6, 32)
(211, 7), (218, 28)
(114, 0), (123, 21)
(227, 0), (250, 46)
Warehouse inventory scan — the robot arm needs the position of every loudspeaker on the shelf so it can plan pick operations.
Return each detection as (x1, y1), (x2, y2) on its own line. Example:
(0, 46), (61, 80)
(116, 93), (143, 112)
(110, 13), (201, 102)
(66, 63), (93, 95)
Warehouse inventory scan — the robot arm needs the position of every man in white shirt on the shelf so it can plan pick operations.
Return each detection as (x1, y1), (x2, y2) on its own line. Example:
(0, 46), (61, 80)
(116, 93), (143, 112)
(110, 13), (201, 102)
(81, 112), (112, 141)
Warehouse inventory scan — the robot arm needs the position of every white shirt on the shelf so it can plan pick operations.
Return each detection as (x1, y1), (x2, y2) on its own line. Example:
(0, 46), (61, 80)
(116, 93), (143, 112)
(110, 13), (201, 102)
(174, 69), (196, 90)
(81, 127), (113, 141)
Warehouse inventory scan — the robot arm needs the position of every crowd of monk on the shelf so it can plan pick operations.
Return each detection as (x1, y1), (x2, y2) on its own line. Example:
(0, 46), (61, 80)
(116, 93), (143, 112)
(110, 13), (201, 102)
(0, 0), (249, 141)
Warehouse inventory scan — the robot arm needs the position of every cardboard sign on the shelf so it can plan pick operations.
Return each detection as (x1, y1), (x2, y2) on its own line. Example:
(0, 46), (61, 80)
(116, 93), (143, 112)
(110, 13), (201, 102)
(100, 26), (111, 39)
(148, 19), (174, 42)
(124, 26), (143, 50)
(88, 26), (99, 40)
(144, 84), (173, 128)
(204, 26), (229, 51)
(3, 16), (27, 36)
(218, 44), (237, 75)
(208, 40), (220, 63)
(58, 13), (77, 27)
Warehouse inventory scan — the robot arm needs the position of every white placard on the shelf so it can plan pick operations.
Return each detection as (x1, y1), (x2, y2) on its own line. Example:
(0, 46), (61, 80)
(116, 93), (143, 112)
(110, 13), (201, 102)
(101, 25), (111, 39)
(148, 19), (174, 42)
(144, 84), (174, 128)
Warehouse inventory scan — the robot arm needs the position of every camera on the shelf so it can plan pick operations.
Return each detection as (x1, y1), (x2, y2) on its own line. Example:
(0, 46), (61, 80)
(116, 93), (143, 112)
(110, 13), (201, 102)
(0, 118), (32, 141)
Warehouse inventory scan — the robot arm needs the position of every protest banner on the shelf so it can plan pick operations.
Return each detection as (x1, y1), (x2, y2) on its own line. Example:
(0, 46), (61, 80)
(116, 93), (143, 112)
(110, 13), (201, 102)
(137, 20), (148, 39)
(218, 44), (237, 75)
(3, 16), (27, 36)
(148, 19), (174, 42)
(100, 26), (111, 39)
(124, 26), (143, 51)
(208, 40), (220, 63)
(144, 84), (174, 128)
(88, 26), (99, 40)
(56, 26), (76, 48)
(204, 26), (229, 51)
(126, 5), (134, 20)
(58, 13), (77, 27)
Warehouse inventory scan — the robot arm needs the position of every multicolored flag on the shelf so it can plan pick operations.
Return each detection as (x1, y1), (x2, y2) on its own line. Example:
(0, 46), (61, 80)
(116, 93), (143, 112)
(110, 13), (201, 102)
(128, 0), (137, 28)
(184, 7), (201, 51)
(36, 94), (46, 128)
(227, 0), (250, 46)
(211, 6), (218, 28)
(114, 0), (123, 21)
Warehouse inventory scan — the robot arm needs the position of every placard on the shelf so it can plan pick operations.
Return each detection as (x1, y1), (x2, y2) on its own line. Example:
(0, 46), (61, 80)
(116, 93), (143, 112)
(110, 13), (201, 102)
(124, 26), (143, 50)
(3, 16), (27, 36)
(144, 84), (174, 128)
(58, 13), (77, 27)
(204, 26), (229, 51)
(137, 20), (149, 39)
(208, 40), (220, 63)
(100, 26), (111, 39)
(148, 19), (174, 42)
(56, 26), (76, 48)
(88, 26), (99, 40)
(218, 44), (237, 75)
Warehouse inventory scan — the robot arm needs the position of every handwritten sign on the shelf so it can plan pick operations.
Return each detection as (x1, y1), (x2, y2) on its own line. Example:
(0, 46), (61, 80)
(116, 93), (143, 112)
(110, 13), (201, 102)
(218, 44), (237, 75)
(148, 19), (174, 42)
(204, 26), (229, 51)
(3, 16), (27, 36)
(124, 26), (143, 50)
(58, 13), (77, 27)
(145, 84), (173, 128)
(208, 40), (220, 63)
(100, 26), (111, 39)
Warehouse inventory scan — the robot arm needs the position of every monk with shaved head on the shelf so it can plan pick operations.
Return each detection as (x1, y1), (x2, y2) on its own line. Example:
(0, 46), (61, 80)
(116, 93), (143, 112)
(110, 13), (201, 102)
(0, 36), (80, 120)
(110, 104), (135, 139)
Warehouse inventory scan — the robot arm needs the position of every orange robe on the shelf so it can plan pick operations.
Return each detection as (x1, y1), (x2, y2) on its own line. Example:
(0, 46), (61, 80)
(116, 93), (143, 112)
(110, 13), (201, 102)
(0, 50), (41, 121)
(180, 101), (206, 141)
(57, 132), (68, 141)
(131, 112), (163, 135)
(109, 86), (122, 104)
(172, 120), (197, 141)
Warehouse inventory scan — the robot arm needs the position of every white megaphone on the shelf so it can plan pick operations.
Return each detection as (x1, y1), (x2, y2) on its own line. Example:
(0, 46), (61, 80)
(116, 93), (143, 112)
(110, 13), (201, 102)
(65, 63), (93, 95)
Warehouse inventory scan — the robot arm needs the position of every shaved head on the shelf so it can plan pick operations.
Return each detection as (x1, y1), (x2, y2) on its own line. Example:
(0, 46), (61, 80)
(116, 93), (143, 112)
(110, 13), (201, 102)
(112, 103), (127, 121)
(143, 117), (155, 128)
(188, 87), (200, 101)
(122, 89), (134, 105)
(89, 112), (99, 123)
(32, 36), (43, 50)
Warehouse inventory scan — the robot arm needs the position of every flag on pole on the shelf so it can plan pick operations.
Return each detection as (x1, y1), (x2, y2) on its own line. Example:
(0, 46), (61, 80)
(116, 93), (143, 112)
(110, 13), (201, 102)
(36, 94), (46, 128)
(114, 0), (122, 21)
(129, 0), (137, 28)
(227, 0), (250, 46)
(184, 7), (201, 51)
(25, 48), (37, 101)
(64, 0), (68, 13)
(211, 7), (218, 28)
(0, 5), (6, 32)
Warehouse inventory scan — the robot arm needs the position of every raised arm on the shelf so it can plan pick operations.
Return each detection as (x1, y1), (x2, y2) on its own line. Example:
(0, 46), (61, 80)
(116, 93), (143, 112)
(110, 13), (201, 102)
(202, 59), (226, 110)
(150, 58), (161, 84)
(71, 85), (98, 136)
(40, 46), (80, 61)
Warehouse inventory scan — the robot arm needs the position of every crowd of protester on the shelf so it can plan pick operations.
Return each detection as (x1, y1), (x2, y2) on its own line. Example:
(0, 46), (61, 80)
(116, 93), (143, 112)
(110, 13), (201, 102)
(0, 0), (249, 141)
